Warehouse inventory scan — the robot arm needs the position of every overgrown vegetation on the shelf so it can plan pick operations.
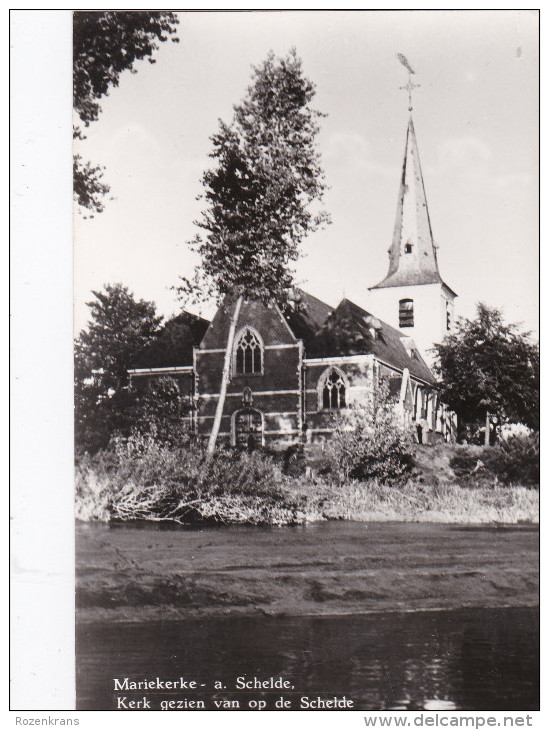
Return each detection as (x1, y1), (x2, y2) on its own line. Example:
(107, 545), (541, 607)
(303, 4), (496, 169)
(450, 432), (539, 488)
(75, 428), (539, 527)
(75, 329), (538, 527)
(326, 382), (414, 484)
(122, 376), (192, 449)
(75, 434), (305, 525)
(318, 480), (538, 525)
(489, 431), (540, 487)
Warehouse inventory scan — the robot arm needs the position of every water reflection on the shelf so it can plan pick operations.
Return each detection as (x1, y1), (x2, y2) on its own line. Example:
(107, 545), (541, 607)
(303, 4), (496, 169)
(77, 606), (538, 711)
(423, 700), (457, 710)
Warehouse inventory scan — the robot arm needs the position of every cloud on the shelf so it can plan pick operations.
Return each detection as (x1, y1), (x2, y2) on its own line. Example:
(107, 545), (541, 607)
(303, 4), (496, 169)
(437, 136), (492, 170)
(429, 136), (534, 201)
(325, 131), (371, 160)
(493, 171), (533, 189)
(324, 131), (394, 178)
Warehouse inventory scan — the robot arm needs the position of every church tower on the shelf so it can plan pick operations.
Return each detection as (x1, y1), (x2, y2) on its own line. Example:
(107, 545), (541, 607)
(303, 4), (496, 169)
(369, 73), (457, 367)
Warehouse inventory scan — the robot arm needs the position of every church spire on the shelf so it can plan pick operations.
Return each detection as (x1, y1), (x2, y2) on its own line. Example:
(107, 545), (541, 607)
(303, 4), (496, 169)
(368, 58), (457, 364)
(371, 114), (443, 290)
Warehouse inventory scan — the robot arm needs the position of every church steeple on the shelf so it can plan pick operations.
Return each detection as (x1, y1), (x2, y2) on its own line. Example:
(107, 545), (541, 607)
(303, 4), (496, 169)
(367, 59), (457, 366)
(371, 115), (443, 290)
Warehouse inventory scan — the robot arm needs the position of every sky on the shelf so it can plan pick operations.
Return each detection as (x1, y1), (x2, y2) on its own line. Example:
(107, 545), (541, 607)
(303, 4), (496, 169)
(74, 10), (539, 336)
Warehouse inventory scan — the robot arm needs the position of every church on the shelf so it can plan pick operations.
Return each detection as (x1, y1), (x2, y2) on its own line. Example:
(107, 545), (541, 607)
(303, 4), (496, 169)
(128, 113), (457, 447)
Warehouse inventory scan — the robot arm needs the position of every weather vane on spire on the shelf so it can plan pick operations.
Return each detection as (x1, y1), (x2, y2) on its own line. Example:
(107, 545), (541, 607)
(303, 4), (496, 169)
(397, 53), (420, 112)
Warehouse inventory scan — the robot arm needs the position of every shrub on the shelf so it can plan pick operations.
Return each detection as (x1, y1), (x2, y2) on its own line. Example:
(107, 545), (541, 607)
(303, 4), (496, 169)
(122, 376), (194, 448)
(449, 446), (488, 485)
(484, 431), (539, 487)
(75, 375), (195, 456)
(280, 443), (308, 477)
(326, 381), (415, 485)
(449, 432), (539, 488)
(75, 434), (305, 524)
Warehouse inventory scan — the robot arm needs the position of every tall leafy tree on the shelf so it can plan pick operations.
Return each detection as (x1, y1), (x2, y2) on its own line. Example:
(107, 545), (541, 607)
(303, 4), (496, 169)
(73, 10), (179, 215)
(180, 49), (330, 452)
(433, 303), (539, 442)
(75, 283), (163, 452)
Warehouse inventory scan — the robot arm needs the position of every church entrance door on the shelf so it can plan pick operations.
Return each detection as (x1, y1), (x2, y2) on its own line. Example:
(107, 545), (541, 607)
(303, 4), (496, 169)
(233, 408), (263, 450)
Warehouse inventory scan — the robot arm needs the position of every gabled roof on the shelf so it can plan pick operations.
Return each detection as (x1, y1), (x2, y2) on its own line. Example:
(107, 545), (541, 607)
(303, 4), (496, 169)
(140, 291), (434, 384)
(307, 297), (436, 384)
(133, 311), (210, 368)
(200, 296), (297, 349)
(284, 288), (333, 349)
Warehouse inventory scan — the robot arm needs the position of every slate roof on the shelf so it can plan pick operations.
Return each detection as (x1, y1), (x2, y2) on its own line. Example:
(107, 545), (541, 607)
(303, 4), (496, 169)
(283, 289), (333, 350)
(130, 292), (434, 384)
(306, 297), (436, 384)
(200, 296), (299, 349)
(133, 311), (210, 368)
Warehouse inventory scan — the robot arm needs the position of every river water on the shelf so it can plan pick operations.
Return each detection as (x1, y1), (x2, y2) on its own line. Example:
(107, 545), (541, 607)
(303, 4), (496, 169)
(76, 521), (539, 711)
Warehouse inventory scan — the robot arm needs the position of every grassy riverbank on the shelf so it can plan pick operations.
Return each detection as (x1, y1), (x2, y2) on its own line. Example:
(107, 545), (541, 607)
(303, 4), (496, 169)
(75, 438), (539, 526)
(299, 481), (538, 524)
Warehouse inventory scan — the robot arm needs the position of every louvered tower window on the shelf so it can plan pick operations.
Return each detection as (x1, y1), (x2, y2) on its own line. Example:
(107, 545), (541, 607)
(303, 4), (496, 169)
(235, 328), (263, 374)
(399, 299), (414, 328)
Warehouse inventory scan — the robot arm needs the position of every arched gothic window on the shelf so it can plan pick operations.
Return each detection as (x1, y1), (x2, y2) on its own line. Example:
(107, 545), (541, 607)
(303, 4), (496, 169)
(399, 298), (414, 328)
(319, 368), (347, 410)
(235, 327), (263, 375)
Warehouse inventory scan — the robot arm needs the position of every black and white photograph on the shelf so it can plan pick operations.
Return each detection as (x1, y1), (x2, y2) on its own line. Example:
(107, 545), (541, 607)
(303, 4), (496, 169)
(11, 8), (540, 716)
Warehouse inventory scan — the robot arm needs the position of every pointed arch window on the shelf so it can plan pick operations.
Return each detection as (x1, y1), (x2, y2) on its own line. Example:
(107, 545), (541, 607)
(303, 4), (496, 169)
(318, 367), (347, 410)
(399, 299), (414, 328)
(404, 243), (413, 254)
(234, 327), (263, 375)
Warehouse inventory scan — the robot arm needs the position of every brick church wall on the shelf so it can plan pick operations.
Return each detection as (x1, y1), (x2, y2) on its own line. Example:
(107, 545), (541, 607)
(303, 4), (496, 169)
(195, 299), (303, 444)
(303, 357), (374, 440)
